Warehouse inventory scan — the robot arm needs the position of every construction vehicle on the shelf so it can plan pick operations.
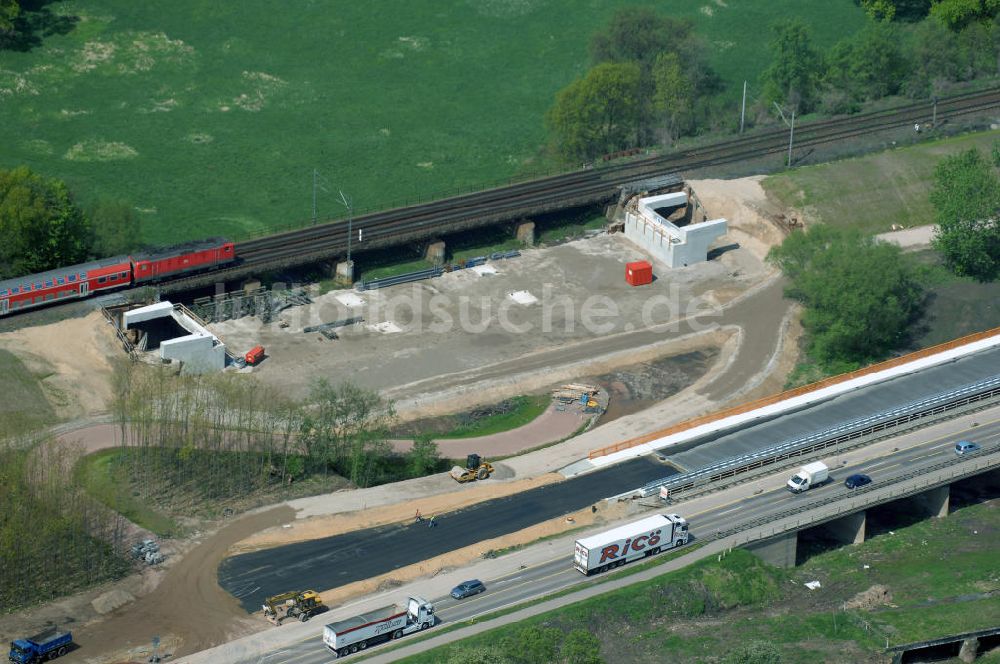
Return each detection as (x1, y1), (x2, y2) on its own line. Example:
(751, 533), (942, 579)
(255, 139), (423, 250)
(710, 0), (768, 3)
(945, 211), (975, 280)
(8, 628), (73, 663)
(449, 454), (494, 483)
(262, 590), (326, 625)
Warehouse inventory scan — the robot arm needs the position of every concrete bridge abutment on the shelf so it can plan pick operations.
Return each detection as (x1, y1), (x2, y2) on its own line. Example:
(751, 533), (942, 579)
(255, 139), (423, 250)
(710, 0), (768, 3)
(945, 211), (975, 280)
(824, 510), (866, 545)
(912, 484), (950, 518)
(745, 531), (797, 568)
(424, 240), (446, 266)
(516, 221), (535, 247)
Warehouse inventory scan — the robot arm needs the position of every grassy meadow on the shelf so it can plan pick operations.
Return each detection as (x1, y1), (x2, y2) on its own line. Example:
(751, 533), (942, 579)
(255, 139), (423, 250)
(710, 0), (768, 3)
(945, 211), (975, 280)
(0, 0), (868, 246)
(763, 129), (1000, 236)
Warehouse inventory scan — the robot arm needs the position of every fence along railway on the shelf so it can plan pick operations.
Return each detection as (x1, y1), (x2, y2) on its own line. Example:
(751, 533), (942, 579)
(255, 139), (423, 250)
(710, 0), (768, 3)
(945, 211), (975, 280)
(157, 87), (1000, 293)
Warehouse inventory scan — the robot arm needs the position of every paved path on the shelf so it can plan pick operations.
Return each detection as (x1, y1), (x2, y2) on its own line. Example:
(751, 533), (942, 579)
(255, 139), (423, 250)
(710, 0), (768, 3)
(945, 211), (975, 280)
(876, 224), (936, 249)
(391, 401), (592, 457)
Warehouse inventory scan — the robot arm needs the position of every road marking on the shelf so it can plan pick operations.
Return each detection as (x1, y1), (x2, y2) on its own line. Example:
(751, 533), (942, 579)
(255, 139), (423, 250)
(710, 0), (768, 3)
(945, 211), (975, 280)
(238, 415), (1000, 662)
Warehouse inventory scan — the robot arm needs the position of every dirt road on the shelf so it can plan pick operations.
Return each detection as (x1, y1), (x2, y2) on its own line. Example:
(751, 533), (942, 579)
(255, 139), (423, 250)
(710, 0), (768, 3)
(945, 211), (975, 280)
(67, 505), (295, 663)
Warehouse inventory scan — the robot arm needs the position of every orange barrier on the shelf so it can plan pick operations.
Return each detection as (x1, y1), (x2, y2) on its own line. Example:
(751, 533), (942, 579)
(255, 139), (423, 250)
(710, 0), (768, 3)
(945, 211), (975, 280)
(588, 325), (1000, 460)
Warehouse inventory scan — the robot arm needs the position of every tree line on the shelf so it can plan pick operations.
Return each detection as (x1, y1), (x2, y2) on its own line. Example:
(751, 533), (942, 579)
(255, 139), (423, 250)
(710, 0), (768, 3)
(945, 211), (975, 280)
(0, 166), (142, 279)
(109, 364), (447, 518)
(547, 4), (1000, 161)
(0, 428), (131, 613)
(766, 138), (999, 384)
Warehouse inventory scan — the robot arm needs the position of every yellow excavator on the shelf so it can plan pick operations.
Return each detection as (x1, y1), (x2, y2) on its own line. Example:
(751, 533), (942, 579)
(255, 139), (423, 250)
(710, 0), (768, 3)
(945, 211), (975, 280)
(262, 590), (326, 625)
(450, 454), (494, 483)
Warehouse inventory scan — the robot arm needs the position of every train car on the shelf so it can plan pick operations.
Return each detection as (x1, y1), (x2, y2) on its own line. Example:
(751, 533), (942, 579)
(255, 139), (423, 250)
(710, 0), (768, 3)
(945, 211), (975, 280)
(131, 238), (235, 284)
(0, 255), (133, 316)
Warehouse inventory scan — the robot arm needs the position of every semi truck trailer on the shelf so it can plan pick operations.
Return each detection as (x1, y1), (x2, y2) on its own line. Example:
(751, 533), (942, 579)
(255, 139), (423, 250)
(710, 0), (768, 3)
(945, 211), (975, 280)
(787, 461), (830, 493)
(323, 596), (434, 658)
(574, 513), (689, 575)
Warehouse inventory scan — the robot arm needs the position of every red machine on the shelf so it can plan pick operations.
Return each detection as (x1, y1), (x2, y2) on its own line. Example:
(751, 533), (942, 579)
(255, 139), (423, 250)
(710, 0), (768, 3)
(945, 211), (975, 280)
(0, 238), (236, 316)
(625, 260), (653, 287)
(245, 345), (266, 365)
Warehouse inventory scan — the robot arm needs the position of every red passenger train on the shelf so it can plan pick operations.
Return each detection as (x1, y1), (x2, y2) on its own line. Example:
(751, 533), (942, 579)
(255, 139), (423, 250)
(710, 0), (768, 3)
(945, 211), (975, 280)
(0, 238), (235, 316)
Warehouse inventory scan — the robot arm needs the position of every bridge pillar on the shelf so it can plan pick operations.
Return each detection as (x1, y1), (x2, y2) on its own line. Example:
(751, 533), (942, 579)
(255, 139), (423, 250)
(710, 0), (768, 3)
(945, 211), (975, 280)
(745, 531), (797, 568)
(424, 240), (446, 266)
(825, 510), (866, 545)
(959, 637), (979, 663)
(913, 485), (950, 518)
(335, 260), (355, 286)
(516, 221), (535, 247)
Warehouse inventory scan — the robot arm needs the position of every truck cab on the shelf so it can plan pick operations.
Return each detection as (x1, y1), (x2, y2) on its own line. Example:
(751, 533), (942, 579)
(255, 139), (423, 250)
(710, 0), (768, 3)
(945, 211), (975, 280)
(787, 461), (829, 493)
(665, 513), (689, 544)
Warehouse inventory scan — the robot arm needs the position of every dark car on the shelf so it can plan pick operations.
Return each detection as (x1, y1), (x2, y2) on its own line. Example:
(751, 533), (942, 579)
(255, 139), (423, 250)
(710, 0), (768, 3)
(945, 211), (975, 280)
(844, 473), (872, 489)
(451, 580), (486, 599)
(955, 441), (981, 456)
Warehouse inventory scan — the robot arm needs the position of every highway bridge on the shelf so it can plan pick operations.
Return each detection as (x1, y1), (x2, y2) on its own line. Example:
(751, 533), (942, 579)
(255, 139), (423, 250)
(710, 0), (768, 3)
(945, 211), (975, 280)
(217, 332), (1000, 610)
(187, 330), (1000, 663)
(189, 409), (1000, 664)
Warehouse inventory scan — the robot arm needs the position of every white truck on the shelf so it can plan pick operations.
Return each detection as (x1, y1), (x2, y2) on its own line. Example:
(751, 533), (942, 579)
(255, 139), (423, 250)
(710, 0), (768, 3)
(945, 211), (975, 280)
(322, 596), (434, 658)
(574, 513), (689, 575)
(787, 461), (830, 493)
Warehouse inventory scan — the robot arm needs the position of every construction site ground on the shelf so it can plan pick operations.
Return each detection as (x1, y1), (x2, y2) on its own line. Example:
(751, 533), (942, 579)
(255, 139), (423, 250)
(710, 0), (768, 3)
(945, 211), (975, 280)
(209, 180), (775, 419)
(0, 176), (802, 663)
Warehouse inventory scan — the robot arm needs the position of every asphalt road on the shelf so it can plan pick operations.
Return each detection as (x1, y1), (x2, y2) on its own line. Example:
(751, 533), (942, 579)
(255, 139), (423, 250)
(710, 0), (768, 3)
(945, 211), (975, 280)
(666, 346), (1000, 470)
(235, 415), (1000, 664)
(219, 457), (675, 612)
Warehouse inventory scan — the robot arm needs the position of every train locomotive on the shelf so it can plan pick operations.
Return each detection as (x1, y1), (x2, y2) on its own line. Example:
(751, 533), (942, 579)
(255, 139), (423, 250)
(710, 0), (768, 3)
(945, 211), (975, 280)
(0, 238), (235, 316)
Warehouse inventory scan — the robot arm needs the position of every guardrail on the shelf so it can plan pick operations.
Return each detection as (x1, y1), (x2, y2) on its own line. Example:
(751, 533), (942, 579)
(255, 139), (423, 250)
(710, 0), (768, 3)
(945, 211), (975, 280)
(639, 376), (1000, 500)
(357, 250), (522, 291)
(100, 304), (139, 362)
(589, 324), (1000, 459)
(710, 444), (999, 541)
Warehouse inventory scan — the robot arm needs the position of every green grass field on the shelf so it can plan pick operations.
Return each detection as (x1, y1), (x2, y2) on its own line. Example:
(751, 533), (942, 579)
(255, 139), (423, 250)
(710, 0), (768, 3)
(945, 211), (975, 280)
(74, 448), (181, 537)
(0, 1), (867, 246)
(0, 349), (56, 432)
(763, 129), (1000, 236)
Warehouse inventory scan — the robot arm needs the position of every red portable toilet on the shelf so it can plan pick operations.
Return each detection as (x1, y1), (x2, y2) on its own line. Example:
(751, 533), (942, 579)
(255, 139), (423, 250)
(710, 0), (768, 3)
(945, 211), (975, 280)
(626, 261), (653, 286)
(245, 345), (266, 366)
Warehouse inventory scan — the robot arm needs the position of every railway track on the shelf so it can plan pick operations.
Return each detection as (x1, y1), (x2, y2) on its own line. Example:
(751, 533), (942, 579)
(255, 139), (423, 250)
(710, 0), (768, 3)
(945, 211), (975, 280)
(158, 88), (1000, 292)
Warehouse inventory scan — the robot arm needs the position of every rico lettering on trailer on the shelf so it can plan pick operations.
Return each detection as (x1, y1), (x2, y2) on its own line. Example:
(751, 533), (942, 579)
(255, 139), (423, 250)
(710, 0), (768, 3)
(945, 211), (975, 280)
(599, 529), (663, 563)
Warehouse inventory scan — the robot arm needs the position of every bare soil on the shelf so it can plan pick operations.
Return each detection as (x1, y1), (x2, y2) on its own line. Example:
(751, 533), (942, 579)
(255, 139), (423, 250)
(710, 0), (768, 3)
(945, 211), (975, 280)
(65, 506), (295, 663)
(593, 348), (720, 424)
(0, 311), (119, 420)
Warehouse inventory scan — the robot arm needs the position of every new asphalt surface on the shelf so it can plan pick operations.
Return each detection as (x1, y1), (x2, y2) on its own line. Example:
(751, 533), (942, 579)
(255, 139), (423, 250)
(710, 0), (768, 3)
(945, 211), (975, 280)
(219, 456), (673, 612)
(664, 346), (1000, 470)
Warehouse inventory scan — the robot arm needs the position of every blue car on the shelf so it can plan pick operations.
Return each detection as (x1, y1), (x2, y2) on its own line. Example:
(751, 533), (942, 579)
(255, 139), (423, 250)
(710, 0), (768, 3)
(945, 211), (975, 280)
(844, 473), (872, 489)
(451, 580), (485, 599)
(954, 441), (981, 456)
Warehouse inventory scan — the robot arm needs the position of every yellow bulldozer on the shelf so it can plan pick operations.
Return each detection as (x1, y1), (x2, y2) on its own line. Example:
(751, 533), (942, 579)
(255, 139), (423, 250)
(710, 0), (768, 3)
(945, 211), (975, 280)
(450, 453), (494, 483)
(262, 590), (326, 625)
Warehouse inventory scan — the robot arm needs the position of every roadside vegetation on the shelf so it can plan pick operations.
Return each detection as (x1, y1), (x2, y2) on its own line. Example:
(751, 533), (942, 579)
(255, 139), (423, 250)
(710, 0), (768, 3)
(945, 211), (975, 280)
(394, 395), (550, 440)
(88, 365), (453, 523)
(547, 3), (1000, 161)
(764, 129), (1000, 385)
(402, 499), (1000, 663)
(0, 165), (141, 279)
(767, 225), (926, 383)
(0, 425), (131, 614)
